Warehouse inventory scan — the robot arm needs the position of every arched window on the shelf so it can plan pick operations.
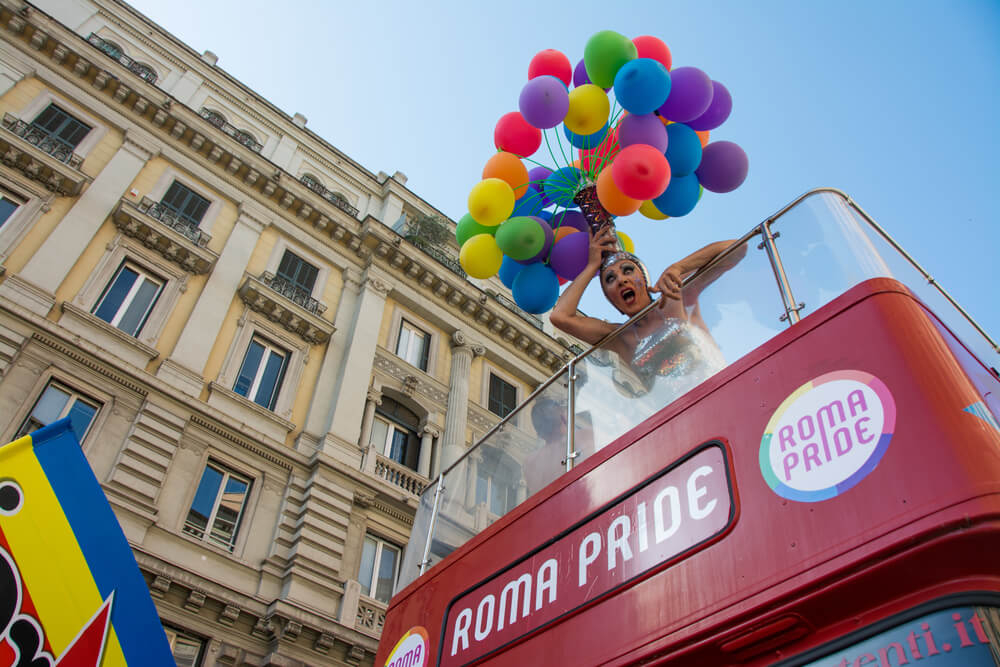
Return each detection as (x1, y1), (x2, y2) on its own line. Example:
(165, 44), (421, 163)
(233, 129), (259, 151)
(129, 62), (158, 84)
(98, 39), (124, 59)
(369, 396), (422, 471)
(300, 173), (324, 194)
(200, 108), (226, 129)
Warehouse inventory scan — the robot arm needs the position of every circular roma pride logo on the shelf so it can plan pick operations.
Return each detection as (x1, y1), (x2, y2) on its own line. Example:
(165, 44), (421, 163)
(384, 626), (429, 667)
(760, 370), (895, 502)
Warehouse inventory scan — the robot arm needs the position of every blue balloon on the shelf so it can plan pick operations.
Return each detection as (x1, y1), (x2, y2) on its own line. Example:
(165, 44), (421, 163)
(652, 172), (701, 217)
(543, 167), (583, 208)
(613, 58), (671, 115)
(563, 123), (609, 150)
(512, 263), (560, 314)
(498, 255), (524, 289)
(664, 123), (703, 177)
(537, 210), (553, 221)
(511, 185), (546, 217)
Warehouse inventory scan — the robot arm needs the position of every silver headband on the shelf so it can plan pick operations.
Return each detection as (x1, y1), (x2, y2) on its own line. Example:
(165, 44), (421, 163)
(600, 251), (651, 287)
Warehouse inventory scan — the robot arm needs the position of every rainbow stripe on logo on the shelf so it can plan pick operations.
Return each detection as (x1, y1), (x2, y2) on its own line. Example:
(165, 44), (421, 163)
(0, 418), (175, 666)
(759, 370), (896, 502)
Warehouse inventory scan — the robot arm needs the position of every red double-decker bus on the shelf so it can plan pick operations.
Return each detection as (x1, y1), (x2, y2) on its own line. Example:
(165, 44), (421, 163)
(377, 190), (1000, 666)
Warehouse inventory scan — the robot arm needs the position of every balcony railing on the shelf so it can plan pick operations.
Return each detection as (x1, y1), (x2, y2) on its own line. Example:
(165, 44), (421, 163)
(373, 454), (428, 496)
(136, 197), (211, 247)
(198, 108), (263, 153)
(2, 113), (83, 168)
(258, 272), (326, 316)
(298, 175), (360, 218)
(86, 34), (157, 84)
(419, 244), (466, 279)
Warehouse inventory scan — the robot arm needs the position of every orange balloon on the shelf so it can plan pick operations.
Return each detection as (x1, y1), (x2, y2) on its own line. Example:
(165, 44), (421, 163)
(596, 167), (641, 217)
(696, 130), (710, 147)
(483, 151), (530, 200)
(553, 226), (580, 242)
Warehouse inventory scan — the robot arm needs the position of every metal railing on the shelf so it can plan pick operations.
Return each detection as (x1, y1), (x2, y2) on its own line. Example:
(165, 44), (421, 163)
(299, 175), (360, 218)
(258, 272), (327, 316)
(2, 113), (83, 167)
(198, 108), (263, 153)
(400, 187), (1000, 588)
(136, 197), (211, 247)
(86, 33), (157, 84)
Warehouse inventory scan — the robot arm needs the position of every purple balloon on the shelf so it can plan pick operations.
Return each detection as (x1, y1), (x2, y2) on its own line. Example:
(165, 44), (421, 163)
(551, 209), (587, 233)
(695, 141), (748, 193)
(618, 113), (668, 152)
(573, 58), (611, 92)
(519, 75), (570, 130)
(657, 67), (713, 123)
(528, 166), (554, 207)
(687, 81), (732, 131)
(515, 217), (555, 264)
(548, 230), (590, 280)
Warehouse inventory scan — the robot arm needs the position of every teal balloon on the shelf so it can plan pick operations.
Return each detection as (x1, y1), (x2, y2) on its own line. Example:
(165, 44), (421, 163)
(613, 58), (671, 115)
(652, 172), (701, 217)
(513, 263), (560, 314)
(564, 123), (609, 150)
(456, 212), (497, 245)
(583, 30), (637, 89)
(498, 255), (524, 289)
(664, 123), (703, 177)
(543, 166), (583, 207)
(495, 216), (547, 261)
(511, 186), (546, 217)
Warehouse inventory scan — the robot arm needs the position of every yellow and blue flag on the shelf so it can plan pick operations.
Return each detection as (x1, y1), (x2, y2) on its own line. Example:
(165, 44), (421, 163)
(0, 417), (175, 666)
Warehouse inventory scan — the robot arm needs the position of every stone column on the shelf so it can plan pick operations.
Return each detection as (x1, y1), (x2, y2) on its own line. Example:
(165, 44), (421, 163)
(10, 131), (157, 314)
(464, 449), (482, 509)
(417, 424), (439, 478)
(360, 388), (382, 475)
(325, 269), (392, 450)
(440, 331), (485, 471)
(156, 202), (268, 395)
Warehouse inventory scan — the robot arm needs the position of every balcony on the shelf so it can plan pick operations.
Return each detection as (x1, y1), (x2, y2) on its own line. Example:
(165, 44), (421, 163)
(198, 108), (262, 153)
(86, 33), (157, 84)
(112, 198), (218, 274)
(372, 453), (429, 497)
(0, 113), (89, 195)
(299, 175), (360, 219)
(237, 273), (335, 344)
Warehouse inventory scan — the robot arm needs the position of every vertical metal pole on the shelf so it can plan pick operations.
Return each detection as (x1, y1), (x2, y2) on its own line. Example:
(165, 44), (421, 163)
(760, 221), (804, 324)
(418, 474), (444, 576)
(565, 360), (577, 472)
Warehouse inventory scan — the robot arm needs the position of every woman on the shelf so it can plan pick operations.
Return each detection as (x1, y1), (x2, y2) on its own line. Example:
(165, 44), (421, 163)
(550, 226), (741, 391)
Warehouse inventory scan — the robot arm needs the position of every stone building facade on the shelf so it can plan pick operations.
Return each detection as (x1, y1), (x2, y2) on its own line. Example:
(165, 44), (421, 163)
(0, 1), (575, 664)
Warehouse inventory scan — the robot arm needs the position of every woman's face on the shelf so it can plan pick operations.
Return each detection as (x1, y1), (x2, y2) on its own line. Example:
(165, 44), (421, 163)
(601, 259), (652, 315)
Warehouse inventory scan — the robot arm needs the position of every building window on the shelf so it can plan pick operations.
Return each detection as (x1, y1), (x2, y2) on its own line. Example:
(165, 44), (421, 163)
(359, 534), (401, 603)
(233, 335), (288, 410)
(0, 189), (24, 228)
(395, 320), (430, 371)
(183, 461), (251, 552)
(275, 249), (318, 297)
(369, 397), (421, 470)
(15, 381), (100, 443)
(164, 626), (204, 667)
(487, 373), (518, 418)
(91, 261), (164, 337)
(30, 103), (92, 151)
(475, 445), (520, 516)
(160, 181), (210, 226)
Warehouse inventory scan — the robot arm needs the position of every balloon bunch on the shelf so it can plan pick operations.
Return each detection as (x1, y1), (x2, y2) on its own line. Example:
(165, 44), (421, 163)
(458, 31), (749, 314)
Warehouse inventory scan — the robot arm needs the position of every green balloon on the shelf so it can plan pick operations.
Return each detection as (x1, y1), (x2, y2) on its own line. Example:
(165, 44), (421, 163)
(584, 30), (638, 89)
(456, 213), (496, 245)
(495, 217), (545, 261)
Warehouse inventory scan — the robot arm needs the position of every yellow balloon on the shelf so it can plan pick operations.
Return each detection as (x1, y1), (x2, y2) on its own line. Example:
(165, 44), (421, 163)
(468, 178), (515, 226)
(459, 233), (504, 279)
(639, 199), (669, 220)
(616, 230), (636, 254)
(565, 84), (610, 136)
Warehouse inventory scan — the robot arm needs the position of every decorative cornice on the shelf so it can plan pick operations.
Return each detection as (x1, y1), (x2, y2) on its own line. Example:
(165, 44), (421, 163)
(31, 331), (148, 395)
(370, 499), (414, 526)
(189, 414), (293, 471)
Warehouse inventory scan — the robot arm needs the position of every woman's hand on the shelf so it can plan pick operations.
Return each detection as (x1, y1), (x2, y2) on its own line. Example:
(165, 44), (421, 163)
(587, 225), (619, 276)
(650, 263), (684, 305)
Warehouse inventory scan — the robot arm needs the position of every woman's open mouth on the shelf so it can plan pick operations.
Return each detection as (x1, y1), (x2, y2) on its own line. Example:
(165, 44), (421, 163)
(620, 288), (636, 305)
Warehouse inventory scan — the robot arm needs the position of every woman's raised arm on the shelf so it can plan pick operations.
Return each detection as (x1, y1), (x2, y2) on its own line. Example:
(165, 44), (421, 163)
(549, 226), (619, 345)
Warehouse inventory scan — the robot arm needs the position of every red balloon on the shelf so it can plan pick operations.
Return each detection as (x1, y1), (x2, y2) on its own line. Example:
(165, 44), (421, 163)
(611, 144), (672, 200)
(528, 49), (573, 87)
(580, 126), (620, 172)
(494, 112), (542, 158)
(632, 35), (672, 71)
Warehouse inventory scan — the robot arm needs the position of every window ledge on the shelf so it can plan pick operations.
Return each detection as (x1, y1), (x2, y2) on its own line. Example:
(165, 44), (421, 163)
(206, 381), (295, 443)
(237, 274), (335, 344)
(59, 301), (159, 368)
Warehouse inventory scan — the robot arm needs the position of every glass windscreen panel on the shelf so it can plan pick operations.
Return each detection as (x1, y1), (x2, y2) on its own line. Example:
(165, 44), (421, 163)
(396, 370), (570, 592)
(574, 236), (785, 455)
(771, 191), (997, 367)
(798, 605), (1000, 666)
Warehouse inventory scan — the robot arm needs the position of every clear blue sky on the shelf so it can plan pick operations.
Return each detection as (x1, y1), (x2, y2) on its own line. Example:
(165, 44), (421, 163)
(126, 0), (1000, 356)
